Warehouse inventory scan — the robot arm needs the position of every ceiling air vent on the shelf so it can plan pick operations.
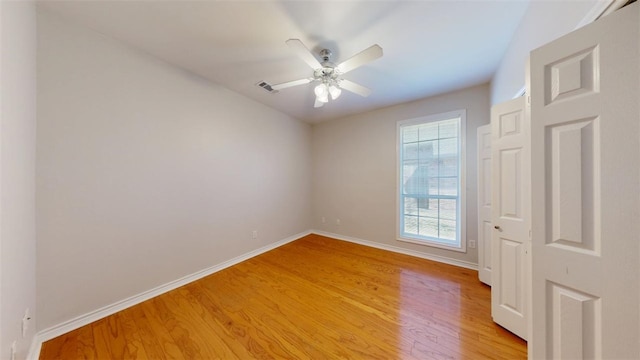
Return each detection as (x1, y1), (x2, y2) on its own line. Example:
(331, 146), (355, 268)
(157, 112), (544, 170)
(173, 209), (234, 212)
(256, 81), (278, 93)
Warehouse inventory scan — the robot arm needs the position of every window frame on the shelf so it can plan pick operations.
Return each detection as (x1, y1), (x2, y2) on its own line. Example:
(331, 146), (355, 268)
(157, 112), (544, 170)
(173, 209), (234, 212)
(396, 109), (467, 252)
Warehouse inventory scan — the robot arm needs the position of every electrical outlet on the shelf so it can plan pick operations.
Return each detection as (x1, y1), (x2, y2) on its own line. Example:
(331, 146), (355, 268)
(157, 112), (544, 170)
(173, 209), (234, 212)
(22, 308), (30, 338)
(469, 240), (476, 249)
(336, 219), (341, 226)
(252, 230), (258, 240)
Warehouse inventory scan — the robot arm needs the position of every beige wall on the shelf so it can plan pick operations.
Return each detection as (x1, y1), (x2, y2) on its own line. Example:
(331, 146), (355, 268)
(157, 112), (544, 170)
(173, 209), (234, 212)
(0, 1), (38, 358)
(36, 11), (312, 330)
(311, 84), (489, 265)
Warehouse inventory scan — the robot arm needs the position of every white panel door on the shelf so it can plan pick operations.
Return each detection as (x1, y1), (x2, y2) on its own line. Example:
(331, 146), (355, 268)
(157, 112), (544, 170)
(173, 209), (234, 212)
(477, 124), (492, 285)
(491, 96), (529, 340)
(529, 3), (639, 358)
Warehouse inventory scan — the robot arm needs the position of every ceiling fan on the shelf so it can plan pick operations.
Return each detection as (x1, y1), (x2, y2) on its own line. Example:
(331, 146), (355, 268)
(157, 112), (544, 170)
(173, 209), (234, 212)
(270, 39), (383, 108)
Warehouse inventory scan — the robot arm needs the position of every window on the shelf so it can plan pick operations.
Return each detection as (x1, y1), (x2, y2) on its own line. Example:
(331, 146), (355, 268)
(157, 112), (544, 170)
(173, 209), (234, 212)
(397, 110), (466, 251)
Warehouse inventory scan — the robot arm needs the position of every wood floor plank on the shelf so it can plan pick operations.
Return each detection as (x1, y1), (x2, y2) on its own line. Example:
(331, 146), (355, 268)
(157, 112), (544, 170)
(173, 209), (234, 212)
(157, 289), (236, 359)
(91, 318), (124, 359)
(189, 276), (303, 358)
(40, 326), (96, 360)
(146, 297), (202, 359)
(204, 266), (355, 358)
(233, 263), (402, 359)
(117, 309), (152, 359)
(40, 234), (527, 359)
(91, 311), (150, 359)
(185, 283), (274, 360)
(126, 304), (172, 360)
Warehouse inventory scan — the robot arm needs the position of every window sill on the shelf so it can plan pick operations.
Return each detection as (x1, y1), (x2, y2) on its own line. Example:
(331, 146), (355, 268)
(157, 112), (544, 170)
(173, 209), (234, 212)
(397, 236), (467, 253)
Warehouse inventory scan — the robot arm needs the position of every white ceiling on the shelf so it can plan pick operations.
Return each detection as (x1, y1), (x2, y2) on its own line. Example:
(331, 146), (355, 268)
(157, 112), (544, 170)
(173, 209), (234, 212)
(38, 0), (529, 123)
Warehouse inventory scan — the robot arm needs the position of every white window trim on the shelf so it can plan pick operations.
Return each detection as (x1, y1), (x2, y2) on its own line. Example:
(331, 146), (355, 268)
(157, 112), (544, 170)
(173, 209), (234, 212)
(396, 109), (467, 252)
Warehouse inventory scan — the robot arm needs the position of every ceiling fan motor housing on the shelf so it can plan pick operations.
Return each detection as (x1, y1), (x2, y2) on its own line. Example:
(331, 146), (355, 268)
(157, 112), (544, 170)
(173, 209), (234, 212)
(315, 49), (340, 85)
(317, 48), (340, 78)
(315, 66), (339, 80)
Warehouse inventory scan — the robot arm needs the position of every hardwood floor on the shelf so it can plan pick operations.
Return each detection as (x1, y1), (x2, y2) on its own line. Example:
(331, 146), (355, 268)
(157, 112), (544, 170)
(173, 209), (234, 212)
(40, 234), (527, 359)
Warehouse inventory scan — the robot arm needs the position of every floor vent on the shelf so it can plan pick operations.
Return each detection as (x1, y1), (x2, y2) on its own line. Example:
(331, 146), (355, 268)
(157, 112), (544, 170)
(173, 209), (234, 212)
(256, 81), (278, 93)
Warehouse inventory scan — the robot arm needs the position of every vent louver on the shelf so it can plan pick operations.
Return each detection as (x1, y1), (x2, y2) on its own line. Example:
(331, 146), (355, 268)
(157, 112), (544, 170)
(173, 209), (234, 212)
(256, 81), (278, 93)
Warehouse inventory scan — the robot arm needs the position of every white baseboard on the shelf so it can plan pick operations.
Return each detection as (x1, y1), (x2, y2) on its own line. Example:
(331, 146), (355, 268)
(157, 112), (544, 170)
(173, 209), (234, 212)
(27, 334), (41, 360)
(29, 230), (311, 359)
(311, 230), (478, 271)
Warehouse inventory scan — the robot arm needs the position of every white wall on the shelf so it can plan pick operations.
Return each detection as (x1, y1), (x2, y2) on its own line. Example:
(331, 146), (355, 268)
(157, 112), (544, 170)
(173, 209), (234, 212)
(36, 10), (311, 330)
(311, 84), (489, 266)
(491, 0), (599, 104)
(0, 1), (38, 359)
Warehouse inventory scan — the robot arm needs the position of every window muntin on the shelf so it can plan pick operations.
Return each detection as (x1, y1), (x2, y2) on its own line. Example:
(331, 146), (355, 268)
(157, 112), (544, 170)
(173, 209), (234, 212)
(397, 111), (466, 251)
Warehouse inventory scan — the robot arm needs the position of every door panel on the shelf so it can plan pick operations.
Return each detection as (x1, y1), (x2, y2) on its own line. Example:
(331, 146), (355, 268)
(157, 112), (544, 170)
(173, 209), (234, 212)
(549, 118), (598, 252)
(530, 3), (639, 358)
(477, 124), (492, 285)
(491, 97), (529, 340)
(549, 282), (599, 359)
(499, 149), (522, 219)
(500, 238), (523, 311)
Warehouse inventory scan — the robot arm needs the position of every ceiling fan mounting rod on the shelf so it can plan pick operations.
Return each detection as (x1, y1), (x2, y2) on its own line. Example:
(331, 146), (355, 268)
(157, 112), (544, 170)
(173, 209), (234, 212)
(319, 49), (332, 62)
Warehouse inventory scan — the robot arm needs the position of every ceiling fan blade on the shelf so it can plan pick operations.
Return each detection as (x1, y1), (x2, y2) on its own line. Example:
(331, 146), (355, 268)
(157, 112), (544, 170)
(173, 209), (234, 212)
(271, 78), (313, 91)
(286, 39), (322, 70)
(314, 98), (325, 108)
(336, 44), (383, 74)
(339, 79), (372, 97)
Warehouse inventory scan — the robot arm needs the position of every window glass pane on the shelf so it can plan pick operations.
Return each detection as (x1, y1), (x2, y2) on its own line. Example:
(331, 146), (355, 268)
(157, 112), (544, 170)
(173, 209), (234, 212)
(418, 123), (439, 141)
(439, 119), (459, 138)
(439, 220), (457, 241)
(418, 141), (434, 162)
(439, 137), (458, 157)
(427, 158), (438, 176)
(403, 143), (418, 160)
(403, 126), (419, 143)
(419, 217), (439, 238)
(404, 215), (418, 235)
(404, 166), (428, 195)
(402, 164), (415, 190)
(439, 199), (457, 220)
(439, 159), (458, 178)
(419, 198), (438, 218)
(428, 178), (439, 196)
(439, 177), (458, 196)
(404, 197), (418, 216)
(430, 140), (440, 158)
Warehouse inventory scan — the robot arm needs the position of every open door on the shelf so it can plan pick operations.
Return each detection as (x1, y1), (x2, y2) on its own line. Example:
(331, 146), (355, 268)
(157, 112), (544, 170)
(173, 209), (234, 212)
(477, 124), (492, 285)
(529, 3), (639, 358)
(491, 96), (529, 340)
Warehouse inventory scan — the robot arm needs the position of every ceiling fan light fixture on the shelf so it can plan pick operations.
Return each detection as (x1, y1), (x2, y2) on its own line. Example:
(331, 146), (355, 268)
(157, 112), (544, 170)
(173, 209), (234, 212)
(329, 84), (342, 100)
(315, 83), (329, 103)
(317, 93), (329, 103)
(314, 83), (328, 97)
